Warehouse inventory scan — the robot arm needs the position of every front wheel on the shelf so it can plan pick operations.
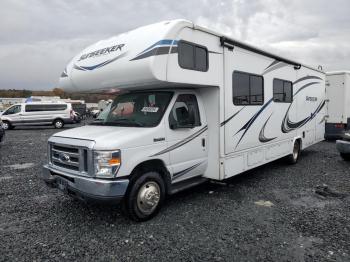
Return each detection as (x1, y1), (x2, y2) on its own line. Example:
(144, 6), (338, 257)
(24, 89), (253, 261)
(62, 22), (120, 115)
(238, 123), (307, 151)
(53, 119), (64, 129)
(123, 171), (165, 222)
(2, 121), (12, 130)
(340, 153), (350, 161)
(286, 140), (301, 164)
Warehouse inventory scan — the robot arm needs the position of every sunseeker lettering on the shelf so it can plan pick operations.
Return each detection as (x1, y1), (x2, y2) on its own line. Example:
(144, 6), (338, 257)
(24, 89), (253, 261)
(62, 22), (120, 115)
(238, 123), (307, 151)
(79, 44), (125, 61)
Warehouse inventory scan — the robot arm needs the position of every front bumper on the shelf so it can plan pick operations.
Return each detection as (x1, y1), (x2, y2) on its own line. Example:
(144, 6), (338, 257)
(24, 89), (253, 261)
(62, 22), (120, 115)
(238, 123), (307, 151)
(336, 140), (350, 154)
(41, 165), (129, 203)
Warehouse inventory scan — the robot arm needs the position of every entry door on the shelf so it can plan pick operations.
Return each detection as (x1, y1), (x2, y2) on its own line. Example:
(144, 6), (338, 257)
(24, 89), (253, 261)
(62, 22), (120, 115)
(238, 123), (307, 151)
(166, 94), (208, 183)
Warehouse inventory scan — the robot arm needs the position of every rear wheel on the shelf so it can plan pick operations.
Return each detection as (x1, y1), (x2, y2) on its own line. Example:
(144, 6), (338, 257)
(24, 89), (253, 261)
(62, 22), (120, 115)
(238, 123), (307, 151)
(286, 140), (301, 164)
(123, 171), (165, 222)
(340, 153), (350, 161)
(53, 119), (64, 129)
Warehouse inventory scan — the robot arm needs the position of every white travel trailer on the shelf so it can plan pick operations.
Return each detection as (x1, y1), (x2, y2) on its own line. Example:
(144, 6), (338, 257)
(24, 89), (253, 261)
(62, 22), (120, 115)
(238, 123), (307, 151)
(325, 71), (350, 139)
(41, 20), (326, 221)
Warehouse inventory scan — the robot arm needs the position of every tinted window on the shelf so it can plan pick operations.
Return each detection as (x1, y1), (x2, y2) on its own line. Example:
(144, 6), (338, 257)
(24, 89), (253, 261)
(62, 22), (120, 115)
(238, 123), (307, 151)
(273, 79), (293, 103)
(233, 72), (264, 105)
(232, 72), (249, 105)
(178, 42), (194, 69)
(195, 46), (207, 71)
(169, 94), (201, 129)
(25, 104), (67, 112)
(178, 41), (208, 72)
(250, 75), (263, 104)
(4, 105), (21, 115)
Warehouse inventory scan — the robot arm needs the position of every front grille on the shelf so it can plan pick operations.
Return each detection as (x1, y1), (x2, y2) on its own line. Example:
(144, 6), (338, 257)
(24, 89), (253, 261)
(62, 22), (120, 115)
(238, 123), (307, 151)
(50, 143), (89, 174)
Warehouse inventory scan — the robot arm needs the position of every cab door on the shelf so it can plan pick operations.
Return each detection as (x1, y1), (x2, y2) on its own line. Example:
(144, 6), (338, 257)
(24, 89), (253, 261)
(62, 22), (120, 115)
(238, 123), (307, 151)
(166, 93), (208, 183)
(2, 104), (22, 125)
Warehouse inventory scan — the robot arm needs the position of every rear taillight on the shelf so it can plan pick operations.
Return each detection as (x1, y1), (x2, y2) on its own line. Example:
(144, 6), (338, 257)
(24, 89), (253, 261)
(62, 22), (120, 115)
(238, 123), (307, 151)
(335, 123), (344, 129)
(70, 110), (74, 119)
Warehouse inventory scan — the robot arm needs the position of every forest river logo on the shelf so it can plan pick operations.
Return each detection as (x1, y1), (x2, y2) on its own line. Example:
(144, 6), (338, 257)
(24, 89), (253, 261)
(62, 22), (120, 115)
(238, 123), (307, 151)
(78, 44), (125, 61)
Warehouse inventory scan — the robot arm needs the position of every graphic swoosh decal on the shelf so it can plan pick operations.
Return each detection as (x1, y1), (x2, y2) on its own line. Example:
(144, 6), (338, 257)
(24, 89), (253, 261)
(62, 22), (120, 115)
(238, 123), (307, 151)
(131, 39), (178, 61)
(293, 82), (320, 97)
(282, 100), (325, 133)
(293, 75), (322, 85)
(259, 113), (277, 143)
(172, 161), (205, 180)
(151, 125), (208, 156)
(221, 107), (245, 127)
(235, 99), (273, 148)
(74, 52), (128, 71)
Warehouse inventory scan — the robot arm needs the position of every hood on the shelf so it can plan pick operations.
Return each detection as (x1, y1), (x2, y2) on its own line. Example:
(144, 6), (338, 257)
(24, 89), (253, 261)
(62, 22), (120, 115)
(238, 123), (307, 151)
(53, 124), (163, 150)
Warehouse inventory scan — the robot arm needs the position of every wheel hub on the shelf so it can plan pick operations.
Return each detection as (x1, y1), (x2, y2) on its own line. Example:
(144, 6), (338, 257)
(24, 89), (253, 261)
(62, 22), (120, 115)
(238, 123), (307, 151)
(137, 181), (160, 215)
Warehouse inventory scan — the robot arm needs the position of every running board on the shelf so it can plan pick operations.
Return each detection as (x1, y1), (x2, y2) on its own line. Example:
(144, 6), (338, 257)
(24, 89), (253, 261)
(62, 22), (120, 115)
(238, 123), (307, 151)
(169, 176), (209, 195)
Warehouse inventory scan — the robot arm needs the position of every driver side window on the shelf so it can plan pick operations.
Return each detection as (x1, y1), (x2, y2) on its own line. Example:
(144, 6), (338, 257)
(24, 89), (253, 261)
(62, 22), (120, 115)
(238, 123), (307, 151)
(5, 105), (21, 115)
(169, 94), (201, 129)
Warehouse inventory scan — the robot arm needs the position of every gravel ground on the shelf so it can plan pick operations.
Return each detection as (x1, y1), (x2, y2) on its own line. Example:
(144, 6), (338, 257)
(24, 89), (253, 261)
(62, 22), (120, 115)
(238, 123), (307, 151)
(1, 126), (350, 262)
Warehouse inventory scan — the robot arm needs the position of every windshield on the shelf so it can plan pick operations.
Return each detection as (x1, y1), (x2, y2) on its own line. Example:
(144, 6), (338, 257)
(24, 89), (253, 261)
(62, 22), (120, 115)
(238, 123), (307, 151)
(96, 103), (112, 121)
(91, 91), (173, 127)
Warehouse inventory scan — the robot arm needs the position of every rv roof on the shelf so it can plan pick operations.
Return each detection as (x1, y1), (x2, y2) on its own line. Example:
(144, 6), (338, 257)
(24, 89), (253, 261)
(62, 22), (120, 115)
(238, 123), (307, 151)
(193, 22), (324, 73)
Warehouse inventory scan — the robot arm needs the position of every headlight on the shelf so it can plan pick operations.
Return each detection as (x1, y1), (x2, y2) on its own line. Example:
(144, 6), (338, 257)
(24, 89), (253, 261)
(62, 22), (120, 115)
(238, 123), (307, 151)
(93, 150), (121, 178)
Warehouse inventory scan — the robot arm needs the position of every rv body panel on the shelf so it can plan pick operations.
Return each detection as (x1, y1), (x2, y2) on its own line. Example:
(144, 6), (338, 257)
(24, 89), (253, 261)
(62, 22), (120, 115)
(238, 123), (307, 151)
(325, 71), (350, 138)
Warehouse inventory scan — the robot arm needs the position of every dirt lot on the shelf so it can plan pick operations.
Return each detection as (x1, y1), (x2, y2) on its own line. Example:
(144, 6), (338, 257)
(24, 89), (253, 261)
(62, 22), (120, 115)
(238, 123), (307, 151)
(0, 125), (350, 262)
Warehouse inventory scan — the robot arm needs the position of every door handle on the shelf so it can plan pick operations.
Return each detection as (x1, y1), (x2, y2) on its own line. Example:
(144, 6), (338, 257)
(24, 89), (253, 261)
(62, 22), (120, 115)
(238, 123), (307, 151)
(202, 138), (206, 147)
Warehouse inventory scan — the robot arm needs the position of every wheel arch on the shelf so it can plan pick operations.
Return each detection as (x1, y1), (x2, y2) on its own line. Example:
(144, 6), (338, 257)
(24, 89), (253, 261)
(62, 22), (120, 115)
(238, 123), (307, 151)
(129, 159), (171, 194)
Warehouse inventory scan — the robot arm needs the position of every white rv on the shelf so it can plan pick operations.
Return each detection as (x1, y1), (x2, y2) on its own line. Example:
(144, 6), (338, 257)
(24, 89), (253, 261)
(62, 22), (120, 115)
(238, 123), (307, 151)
(325, 71), (350, 139)
(41, 20), (326, 221)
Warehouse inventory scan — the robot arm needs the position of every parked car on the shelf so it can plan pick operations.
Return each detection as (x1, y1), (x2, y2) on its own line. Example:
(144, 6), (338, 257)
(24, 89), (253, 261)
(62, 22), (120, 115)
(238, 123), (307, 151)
(0, 102), (74, 130)
(0, 118), (5, 142)
(336, 131), (350, 161)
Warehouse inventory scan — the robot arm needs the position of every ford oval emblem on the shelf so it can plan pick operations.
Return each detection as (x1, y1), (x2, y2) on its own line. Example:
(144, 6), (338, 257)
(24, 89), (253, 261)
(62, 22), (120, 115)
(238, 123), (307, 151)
(59, 153), (70, 162)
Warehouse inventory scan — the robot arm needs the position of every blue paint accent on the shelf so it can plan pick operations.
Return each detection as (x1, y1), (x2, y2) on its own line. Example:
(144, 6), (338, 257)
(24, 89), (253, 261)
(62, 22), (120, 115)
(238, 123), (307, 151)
(139, 39), (176, 55)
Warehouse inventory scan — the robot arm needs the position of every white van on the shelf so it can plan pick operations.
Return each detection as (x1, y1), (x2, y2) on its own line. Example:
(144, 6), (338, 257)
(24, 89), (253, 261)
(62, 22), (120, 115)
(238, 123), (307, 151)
(41, 20), (325, 221)
(0, 102), (75, 129)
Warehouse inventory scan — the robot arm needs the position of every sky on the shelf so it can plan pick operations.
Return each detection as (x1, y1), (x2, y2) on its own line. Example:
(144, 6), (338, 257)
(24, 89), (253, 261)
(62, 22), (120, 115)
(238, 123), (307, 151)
(0, 0), (349, 90)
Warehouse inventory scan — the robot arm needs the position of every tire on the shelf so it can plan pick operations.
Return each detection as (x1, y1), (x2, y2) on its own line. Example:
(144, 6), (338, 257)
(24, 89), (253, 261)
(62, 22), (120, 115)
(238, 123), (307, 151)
(286, 140), (301, 164)
(123, 171), (165, 222)
(340, 153), (350, 161)
(2, 121), (11, 130)
(53, 119), (64, 129)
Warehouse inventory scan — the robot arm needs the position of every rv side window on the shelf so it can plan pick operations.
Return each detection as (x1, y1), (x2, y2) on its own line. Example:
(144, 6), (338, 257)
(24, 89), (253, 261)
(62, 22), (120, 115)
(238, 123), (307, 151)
(169, 94), (201, 129)
(232, 71), (264, 105)
(25, 104), (68, 112)
(273, 79), (293, 103)
(178, 41), (208, 72)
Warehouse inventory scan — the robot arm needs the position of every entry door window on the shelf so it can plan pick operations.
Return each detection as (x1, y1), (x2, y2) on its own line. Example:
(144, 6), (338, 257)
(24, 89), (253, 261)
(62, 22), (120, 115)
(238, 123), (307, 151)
(5, 105), (21, 115)
(169, 94), (201, 129)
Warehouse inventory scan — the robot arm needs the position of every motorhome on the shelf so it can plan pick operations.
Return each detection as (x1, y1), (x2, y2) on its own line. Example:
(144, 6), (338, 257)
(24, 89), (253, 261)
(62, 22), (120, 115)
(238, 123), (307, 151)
(0, 102), (75, 129)
(325, 71), (350, 139)
(41, 20), (326, 221)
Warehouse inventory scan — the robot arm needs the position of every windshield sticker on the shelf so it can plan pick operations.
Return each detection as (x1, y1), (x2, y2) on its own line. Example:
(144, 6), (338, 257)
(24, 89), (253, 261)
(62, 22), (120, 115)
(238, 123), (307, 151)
(141, 107), (159, 113)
